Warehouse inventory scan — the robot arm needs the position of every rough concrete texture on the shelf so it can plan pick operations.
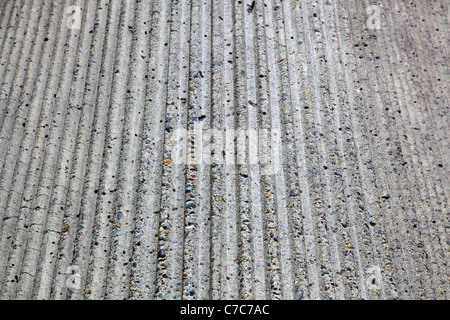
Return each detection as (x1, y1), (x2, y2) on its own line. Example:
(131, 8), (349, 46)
(0, 0), (448, 300)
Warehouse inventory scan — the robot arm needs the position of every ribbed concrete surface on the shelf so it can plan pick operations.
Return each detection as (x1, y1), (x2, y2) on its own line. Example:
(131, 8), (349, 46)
(0, 0), (448, 300)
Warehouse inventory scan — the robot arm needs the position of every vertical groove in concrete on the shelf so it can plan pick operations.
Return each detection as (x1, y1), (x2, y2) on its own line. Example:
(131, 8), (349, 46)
(242, 0), (267, 300)
(86, 0), (135, 300)
(282, 0), (320, 301)
(341, 0), (412, 299)
(0, 0), (63, 296)
(51, 0), (111, 300)
(0, 0), (447, 300)
(69, 0), (122, 301)
(0, 0), (37, 164)
(366, 0), (444, 298)
(0, 0), (50, 276)
(262, 0), (295, 300)
(221, 0), (239, 299)
(0, 0), (26, 129)
(105, 0), (152, 300)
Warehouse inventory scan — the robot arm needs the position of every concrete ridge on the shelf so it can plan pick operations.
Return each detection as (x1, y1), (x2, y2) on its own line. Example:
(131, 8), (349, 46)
(0, 0), (447, 300)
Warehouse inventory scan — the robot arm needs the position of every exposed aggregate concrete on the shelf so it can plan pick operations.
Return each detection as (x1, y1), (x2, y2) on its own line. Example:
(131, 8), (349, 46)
(0, 0), (448, 300)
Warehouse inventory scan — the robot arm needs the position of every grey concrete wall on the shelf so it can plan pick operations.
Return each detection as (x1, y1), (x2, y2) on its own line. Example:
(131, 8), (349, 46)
(0, 0), (448, 300)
